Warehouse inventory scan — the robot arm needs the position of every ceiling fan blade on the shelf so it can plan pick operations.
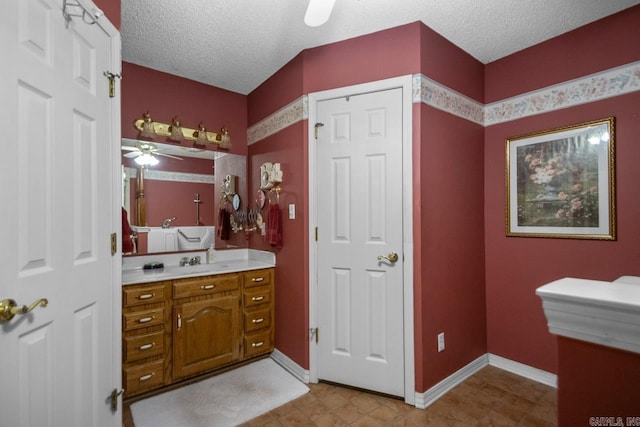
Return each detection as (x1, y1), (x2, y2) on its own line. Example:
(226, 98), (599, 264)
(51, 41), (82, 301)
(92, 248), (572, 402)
(156, 152), (183, 160)
(121, 146), (138, 151)
(124, 151), (141, 158)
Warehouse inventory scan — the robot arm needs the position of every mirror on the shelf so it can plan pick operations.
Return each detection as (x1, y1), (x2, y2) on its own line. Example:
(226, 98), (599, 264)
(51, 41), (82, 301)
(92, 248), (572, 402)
(122, 139), (247, 255)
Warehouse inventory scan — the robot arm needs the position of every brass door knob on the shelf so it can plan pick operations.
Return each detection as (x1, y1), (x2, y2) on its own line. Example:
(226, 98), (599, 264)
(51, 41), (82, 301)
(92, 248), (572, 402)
(377, 252), (399, 263)
(0, 298), (48, 323)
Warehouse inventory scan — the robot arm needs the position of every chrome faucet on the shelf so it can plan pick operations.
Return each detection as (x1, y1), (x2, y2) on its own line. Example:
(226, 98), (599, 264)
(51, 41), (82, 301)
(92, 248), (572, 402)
(162, 217), (176, 229)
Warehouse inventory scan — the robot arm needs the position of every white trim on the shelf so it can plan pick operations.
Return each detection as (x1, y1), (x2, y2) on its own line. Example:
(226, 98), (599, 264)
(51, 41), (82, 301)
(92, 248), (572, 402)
(307, 75), (415, 405)
(271, 349), (310, 384)
(488, 353), (557, 388)
(415, 354), (488, 409)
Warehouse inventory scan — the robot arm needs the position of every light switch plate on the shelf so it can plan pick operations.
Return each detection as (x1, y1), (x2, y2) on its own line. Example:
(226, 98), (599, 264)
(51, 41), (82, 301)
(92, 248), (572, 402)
(288, 204), (295, 219)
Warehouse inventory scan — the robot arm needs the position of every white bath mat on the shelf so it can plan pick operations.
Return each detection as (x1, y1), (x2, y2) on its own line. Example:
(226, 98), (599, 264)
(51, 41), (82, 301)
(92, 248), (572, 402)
(130, 358), (309, 427)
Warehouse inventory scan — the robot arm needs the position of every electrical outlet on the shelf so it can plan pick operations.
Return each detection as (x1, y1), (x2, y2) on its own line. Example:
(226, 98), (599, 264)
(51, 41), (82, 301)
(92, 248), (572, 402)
(437, 332), (445, 352)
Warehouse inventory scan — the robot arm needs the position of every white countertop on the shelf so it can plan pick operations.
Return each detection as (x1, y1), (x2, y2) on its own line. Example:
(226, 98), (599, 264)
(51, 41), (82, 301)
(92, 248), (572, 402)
(122, 249), (275, 285)
(536, 276), (640, 354)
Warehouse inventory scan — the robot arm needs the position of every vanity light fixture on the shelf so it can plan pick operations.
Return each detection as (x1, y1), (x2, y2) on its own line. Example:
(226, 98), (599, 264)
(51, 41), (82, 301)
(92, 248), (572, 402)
(168, 116), (183, 142)
(139, 111), (156, 138)
(304, 0), (336, 27)
(133, 111), (231, 149)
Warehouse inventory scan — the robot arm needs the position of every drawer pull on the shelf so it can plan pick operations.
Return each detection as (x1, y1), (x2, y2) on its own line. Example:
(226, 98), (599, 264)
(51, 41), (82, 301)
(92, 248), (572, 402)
(138, 373), (154, 382)
(137, 293), (155, 300)
(138, 316), (153, 324)
(201, 284), (215, 290)
(252, 318), (265, 324)
(251, 296), (265, 302)
(138, 343), (155, 351)
(252, 341), (264, 348)
(251, 277), (264, 283)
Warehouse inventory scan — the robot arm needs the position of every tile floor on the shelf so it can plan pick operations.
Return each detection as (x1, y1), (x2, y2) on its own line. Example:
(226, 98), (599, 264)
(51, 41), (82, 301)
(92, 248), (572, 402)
(239, 366), (557, 426)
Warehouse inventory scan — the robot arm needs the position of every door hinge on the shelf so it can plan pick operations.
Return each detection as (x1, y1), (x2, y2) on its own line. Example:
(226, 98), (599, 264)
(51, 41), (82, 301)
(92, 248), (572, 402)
(109, 388), (124, 412)
(310, 327), (319, 343)
(314, 122), (324, 140)
(315, 227), (318, 241)
(103, 71), (121, 98)
(110, 233), (117, 256)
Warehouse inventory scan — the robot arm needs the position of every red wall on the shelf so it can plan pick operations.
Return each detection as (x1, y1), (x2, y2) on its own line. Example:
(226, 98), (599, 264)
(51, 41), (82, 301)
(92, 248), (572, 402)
(247, 21), (487, 392)
(94, 0), (120, 29)
(557, 337), (640, 425)
(484, 7), (640, 374)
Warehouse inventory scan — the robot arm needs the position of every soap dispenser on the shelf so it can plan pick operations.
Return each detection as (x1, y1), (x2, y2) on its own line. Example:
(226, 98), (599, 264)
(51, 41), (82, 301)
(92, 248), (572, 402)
(207, 244), (216, 263)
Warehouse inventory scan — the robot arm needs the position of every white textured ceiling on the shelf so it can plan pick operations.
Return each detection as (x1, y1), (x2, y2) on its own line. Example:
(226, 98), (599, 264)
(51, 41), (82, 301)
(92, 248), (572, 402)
(121, 0), (640, 95)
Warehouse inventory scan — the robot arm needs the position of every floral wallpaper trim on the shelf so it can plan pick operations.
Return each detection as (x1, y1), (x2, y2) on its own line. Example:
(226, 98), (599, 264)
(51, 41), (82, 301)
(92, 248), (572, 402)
(412, 74), (485, 125)
(245, 61), (640, 143)
(124, 167), (215, 184)
(485, 60), (640, 126)
(247, 96), (308, 145)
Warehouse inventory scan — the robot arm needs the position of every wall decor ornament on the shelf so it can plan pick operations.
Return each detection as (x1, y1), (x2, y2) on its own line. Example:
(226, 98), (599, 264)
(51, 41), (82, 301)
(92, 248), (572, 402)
(505, 117), (616, 240)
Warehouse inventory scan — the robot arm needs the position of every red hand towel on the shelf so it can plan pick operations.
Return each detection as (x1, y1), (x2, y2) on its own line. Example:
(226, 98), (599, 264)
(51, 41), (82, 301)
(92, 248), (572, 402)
(266, 204), (282, 248)
(122, 207), (134, 253)
(217, 207), (231, 241)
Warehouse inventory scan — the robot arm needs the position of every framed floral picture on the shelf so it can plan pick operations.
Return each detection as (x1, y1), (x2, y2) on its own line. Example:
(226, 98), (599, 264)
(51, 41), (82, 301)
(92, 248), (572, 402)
(505, 117), (616, 240)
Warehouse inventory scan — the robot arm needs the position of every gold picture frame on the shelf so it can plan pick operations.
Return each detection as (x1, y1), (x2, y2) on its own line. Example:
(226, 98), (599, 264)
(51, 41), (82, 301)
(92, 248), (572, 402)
(505, 117), (616, 240)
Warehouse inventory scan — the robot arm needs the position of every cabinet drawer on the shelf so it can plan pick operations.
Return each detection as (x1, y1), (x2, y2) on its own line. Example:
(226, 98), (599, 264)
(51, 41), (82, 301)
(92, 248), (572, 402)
(124, 331), (164, 362)
(173, 274), (240, 299)
(123, 283), (165, 307)
(123, 307), (165, 331)
(244, 307), (272, 334)
(124, 359), (165, 396)
(244, 269), (273, 288)
(243, 285), (272, 309)
(244, 330), (273, 358)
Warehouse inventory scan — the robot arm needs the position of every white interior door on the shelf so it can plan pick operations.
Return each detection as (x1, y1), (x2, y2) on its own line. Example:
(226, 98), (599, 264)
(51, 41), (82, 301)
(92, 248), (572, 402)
(316, 88), (405, 397)
(0, 1), (120, 426)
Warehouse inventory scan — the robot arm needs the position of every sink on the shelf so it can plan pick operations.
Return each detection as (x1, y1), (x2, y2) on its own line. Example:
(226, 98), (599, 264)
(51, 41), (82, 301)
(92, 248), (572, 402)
(176, 226), (215, 250)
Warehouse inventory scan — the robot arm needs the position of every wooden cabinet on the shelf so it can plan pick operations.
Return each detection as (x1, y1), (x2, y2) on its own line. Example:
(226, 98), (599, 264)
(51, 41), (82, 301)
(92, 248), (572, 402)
(122, 268), (274, 399)
(172, 274), (242, 379)
(122, 281), (171, 398)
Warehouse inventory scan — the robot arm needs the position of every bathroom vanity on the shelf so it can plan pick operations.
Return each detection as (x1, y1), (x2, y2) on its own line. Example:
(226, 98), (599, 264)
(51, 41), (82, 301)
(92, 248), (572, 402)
(122, 250), (275, 399)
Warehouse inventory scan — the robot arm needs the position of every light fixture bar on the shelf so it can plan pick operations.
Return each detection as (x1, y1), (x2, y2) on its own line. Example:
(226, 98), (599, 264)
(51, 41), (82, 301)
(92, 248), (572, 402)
(133, 117), (230, 148)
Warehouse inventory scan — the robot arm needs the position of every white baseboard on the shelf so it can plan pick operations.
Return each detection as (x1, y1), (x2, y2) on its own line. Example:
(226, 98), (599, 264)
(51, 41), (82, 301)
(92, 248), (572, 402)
(488, 353), (557, 388)
(414, 354), (489, 409)
(271, 349), (310, 384)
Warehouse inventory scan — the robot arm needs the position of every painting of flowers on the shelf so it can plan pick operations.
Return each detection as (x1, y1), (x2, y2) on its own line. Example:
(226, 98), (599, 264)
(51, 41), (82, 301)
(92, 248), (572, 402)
(506, 117), (616, 240)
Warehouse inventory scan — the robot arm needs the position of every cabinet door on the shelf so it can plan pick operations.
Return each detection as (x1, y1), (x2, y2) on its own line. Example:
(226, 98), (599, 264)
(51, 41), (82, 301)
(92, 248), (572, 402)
(173, 295), (241, 379)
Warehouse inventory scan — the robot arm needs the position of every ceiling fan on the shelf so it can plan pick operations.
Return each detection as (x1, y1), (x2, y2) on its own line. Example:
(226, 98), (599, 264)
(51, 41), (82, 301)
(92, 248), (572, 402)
(121, 141), (183, 166)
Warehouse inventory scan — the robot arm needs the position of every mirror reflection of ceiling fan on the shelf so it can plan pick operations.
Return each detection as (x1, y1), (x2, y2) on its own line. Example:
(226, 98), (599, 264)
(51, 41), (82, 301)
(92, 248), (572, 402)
(121, 141), (183, 166)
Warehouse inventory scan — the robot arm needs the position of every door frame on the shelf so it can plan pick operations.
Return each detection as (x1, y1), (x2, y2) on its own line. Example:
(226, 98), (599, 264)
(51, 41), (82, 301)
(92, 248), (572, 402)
(307, 75), (415, 405)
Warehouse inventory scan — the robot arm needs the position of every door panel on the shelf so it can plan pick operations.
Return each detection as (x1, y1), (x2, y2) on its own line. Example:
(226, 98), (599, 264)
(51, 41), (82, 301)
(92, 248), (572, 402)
(317, 88), (404, 397)
(0, 0), (119, 425)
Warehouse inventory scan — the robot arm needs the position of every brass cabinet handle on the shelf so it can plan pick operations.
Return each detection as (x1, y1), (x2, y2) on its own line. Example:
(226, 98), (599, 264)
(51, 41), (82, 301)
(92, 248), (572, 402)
(137, 293), (155, 300)
(201, 284), (215, 290)
(138, 373), (154, 382)
(251, 277), (264, 282)
(252, 318), (265, 324)
(252, 341), (264, 348)
(377, 252), (399, 263)
(251, 296), (265, 302)
(0, 298), (48, 323)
